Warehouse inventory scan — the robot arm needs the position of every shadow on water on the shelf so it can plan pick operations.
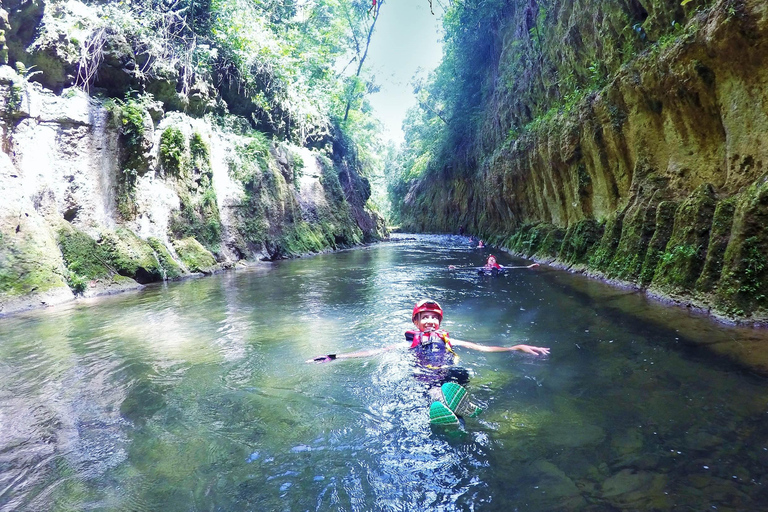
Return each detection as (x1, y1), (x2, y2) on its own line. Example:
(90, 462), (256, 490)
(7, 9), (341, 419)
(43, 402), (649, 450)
(2, 233), (768, 511)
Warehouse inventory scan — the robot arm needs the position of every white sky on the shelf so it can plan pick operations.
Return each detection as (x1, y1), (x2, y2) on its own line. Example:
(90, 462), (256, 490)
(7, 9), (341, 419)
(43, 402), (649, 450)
(364, 0), (444, 144)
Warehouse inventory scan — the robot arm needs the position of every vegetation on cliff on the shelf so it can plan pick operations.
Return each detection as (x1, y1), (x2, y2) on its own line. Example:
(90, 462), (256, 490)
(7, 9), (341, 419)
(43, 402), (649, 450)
(0, 0), (389, 313)
(389, 0), (768, 323)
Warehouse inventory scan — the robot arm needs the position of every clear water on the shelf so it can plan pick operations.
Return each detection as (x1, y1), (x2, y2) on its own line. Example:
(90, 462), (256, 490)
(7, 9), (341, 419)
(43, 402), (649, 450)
(2, 233), (768, 511)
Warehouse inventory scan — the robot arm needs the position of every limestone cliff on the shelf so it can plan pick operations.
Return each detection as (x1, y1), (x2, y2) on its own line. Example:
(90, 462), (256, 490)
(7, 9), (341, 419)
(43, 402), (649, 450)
(397, 0), (768, 323)
(0, 22), (386, 315)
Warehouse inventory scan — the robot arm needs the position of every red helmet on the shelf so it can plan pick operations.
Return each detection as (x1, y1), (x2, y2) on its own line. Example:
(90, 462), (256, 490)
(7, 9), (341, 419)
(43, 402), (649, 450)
(412, 299), (443, 322)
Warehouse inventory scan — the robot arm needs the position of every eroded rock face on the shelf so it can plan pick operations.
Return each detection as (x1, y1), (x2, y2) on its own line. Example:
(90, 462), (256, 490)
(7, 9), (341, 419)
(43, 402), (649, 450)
(399, 0), (768, 322)
(86, 26), (139, 95)
(0, 65), (385, 314)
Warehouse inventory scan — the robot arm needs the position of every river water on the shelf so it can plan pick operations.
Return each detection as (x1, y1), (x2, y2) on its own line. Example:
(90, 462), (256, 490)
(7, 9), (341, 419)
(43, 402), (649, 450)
(2, 233), (768, 511)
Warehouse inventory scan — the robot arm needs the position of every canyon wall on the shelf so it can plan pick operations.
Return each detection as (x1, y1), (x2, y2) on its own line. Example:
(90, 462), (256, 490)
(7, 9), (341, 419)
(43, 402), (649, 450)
(398, 0), (768, 322)
(0, 69), (385, 315)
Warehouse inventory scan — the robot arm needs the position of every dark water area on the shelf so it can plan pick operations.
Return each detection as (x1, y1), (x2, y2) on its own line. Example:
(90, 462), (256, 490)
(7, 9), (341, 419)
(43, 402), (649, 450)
(2, 233), (768, 511)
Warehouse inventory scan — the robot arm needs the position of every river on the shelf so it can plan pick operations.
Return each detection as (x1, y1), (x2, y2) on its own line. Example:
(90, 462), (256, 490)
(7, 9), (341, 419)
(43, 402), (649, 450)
(2, 233), (768, 511)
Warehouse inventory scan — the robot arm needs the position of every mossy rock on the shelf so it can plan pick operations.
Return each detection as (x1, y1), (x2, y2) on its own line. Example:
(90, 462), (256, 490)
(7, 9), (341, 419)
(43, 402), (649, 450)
(99, 228), (164, 284)
(696, 197), (736, 293)
(638, 201), (678, 287)
(57, 226), (115, 294)
(159, 126), (187, 178)
(276, 221), (327, 257)
(608, 200), (658, 282)
(652, 184), (717, 293)
(147, 237), (184, 280)
(0, 217), (70, 300)
(172, 237), (216, 273)
(714, 178), (768, 316)
(58, 227), (113, 279)
(588, 212), (625, 270)
(536, 226), (565, 259)
(169, 187), (222, 253)
(510, 222), (548, 257)
(558, 219), (603, 266)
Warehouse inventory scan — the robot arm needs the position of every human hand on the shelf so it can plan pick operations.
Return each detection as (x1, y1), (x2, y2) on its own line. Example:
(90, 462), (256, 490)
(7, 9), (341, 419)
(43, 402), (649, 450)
(306, 354), (337, 363)
(512, 344), (550, 356)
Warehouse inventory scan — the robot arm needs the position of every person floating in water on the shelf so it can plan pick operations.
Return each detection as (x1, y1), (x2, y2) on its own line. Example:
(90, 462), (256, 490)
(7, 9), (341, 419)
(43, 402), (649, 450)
(448, 255), (540, 273)
(484, 254), (502, 271)
(477, 239), (485, 248)
(306, 300), (549, 425)
(477, 254), (540, 275)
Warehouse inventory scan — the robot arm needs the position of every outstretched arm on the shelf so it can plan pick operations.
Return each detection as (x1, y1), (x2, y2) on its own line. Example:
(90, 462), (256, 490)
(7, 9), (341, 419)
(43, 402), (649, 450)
(306, 343), (405, 363)
(501, 263), (540, 270)
(450, 338), (550, 355)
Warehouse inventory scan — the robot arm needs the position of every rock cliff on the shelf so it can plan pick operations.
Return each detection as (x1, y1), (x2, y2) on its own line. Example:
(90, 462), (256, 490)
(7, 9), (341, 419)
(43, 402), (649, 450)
(397, 0), (768, 323)
(0, 43), (385, 314)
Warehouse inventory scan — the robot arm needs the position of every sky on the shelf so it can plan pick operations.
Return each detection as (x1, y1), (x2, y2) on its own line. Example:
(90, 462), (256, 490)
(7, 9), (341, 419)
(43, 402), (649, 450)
(364, 0), (444, 144)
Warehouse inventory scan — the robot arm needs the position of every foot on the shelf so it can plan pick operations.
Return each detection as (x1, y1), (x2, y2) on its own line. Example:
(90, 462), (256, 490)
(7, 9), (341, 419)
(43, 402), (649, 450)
(441, 382), (483, 418)
(429, 401), (459, 425)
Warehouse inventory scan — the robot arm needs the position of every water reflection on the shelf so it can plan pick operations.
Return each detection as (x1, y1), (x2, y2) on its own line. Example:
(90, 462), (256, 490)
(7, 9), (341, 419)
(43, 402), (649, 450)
(2, 234), (768, 511)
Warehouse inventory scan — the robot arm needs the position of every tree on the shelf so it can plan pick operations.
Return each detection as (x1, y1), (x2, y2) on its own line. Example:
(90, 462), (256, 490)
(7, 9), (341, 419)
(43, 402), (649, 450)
(341, 0), (384, 122)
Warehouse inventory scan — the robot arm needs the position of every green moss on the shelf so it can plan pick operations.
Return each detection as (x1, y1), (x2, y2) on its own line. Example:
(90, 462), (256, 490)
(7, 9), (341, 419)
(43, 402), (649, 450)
(169, 132), (222, 254)
(509, 222), (549, 257)
(288, 148), (305, 191)
(57, 228), (113, 280)
(588, 213), (624, 269)
(638, 201), (678, 286)
(147, 237), (184, 279)
(652, 184), (717, 292)
(536, 226), (565, 258)
(170, 191), (222, 253)
(160, 126), (187, 177)
(558, 219), (603, 265)
(715, 178), (768, 316)
(279, 221), (326, 256)
(116, 167), (138, 220)
(319, 158), (346, 204)
(99, 228), (164, 284)
(173, 237), (216, 273)
(57, 227), (114, 294)
(190, 132), (210, 162)
(108, 97), (150, 220)
(608, 201), (658, 281)
(696, 197), (736, 293)
(0, 230), (67, 298)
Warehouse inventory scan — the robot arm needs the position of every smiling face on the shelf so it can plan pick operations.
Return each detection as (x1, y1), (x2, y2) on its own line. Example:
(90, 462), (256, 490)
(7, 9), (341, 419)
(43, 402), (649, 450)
(414, 311), (441, 332)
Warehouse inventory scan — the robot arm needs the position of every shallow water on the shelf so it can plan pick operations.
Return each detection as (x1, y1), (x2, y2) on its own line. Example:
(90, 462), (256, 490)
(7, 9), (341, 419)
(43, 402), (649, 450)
(2, 233), (768, 511)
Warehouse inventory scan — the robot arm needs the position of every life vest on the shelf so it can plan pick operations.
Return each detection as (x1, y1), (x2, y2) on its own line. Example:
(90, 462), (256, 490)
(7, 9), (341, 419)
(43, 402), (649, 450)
(405, 329), (458, 369)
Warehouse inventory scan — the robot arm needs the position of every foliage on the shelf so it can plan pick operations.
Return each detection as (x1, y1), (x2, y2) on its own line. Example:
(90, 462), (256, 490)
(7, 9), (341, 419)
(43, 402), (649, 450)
(98, 229), (165, 283)
(67, 0), (386, 206)
(107, 95), (153, 218)
(170, 179), (223, 253)
(389, 0), (718, 223)
(288, 148), (305, 190)
(173, 237), (217, 273)
(160, 126), (187, 177)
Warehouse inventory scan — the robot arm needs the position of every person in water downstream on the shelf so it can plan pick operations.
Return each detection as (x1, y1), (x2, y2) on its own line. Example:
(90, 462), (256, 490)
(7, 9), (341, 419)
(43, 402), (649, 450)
(306, 300), (549, 425)
(448, 255), (540, 272)
(481, 254), (540, 272)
